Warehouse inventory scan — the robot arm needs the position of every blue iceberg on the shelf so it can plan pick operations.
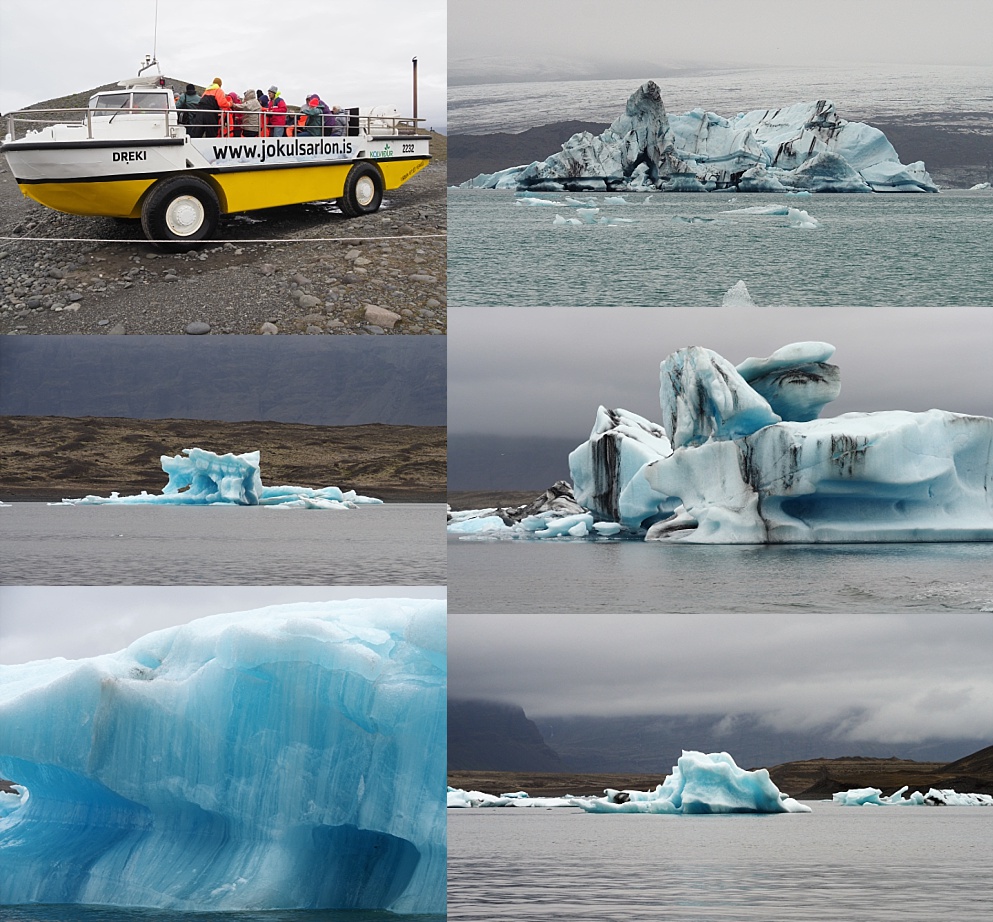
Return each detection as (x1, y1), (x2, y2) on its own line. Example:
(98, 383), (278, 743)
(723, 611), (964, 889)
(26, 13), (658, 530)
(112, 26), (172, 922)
(56, 447), (383, 508)
(450, 341), (993, 543)
(579, 751), (811, 814)
(447, 752), (810, 814)
(0, 599), (446, 912)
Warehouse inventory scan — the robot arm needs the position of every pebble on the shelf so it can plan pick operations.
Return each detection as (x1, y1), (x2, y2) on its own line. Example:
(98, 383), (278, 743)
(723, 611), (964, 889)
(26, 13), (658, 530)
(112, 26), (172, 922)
(184, 322), (211, 335)
(364, 305), (402, 329)
(260, 322), (279, 334)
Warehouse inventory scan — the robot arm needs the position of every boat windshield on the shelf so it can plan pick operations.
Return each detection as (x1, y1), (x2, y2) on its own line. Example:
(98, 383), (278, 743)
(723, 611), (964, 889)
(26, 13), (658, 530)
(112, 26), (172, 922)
(88, 91), (169, 115)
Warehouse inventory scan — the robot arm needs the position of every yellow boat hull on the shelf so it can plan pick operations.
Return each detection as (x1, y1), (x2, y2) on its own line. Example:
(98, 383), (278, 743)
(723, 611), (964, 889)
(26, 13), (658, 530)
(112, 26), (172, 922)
(17, 156), (430, 219)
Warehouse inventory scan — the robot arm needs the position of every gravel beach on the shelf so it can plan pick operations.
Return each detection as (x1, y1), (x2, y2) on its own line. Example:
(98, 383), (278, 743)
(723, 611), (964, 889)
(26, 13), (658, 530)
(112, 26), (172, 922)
(0, 134), (447, 335)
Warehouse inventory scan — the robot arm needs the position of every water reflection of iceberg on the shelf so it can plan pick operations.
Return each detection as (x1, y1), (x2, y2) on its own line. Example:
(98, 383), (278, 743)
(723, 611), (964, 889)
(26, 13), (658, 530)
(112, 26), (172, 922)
(56, 447), (382, 508)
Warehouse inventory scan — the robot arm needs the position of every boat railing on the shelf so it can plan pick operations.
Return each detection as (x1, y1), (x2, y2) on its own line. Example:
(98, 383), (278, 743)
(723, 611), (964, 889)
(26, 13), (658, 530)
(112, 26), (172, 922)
(4, 107), (430, 144)
(4, 106), (183, 143)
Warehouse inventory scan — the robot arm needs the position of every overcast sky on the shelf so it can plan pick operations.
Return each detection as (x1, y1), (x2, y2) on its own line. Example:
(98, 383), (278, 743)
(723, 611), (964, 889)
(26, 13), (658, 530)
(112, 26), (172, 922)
(450, 0), (993, 81)
(0, 586), (446, 664)
(0, 0), (446, 131)
(449, 306), (993, 440)
(449, 611), (993, 745)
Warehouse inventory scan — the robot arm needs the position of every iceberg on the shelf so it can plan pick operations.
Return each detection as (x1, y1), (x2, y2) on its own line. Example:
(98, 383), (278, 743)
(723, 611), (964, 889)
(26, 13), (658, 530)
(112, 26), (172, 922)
(448, 752), (811, 815)
(834, 787), (993, 807)
(460, 82), (937, 194)
(55, 447), (383, 507)
(579, 751), (811, 814)
(0, 599), (446, 912)
(450, 341), (993, 542)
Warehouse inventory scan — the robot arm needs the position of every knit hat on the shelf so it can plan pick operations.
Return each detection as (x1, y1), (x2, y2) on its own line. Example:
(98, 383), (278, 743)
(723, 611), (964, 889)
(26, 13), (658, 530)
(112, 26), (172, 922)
(308, 95), (319, 105)
(268, 85), (278, 94)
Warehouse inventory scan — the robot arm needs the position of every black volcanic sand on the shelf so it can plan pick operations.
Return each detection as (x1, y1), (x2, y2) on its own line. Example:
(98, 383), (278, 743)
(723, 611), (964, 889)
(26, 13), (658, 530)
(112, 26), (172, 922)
(448, 490), (542, 511)
(450, 745), (993, 799)
(448, 115), (992, 188)
(0, 83), (446, 335)
(0, 415), (446, 502)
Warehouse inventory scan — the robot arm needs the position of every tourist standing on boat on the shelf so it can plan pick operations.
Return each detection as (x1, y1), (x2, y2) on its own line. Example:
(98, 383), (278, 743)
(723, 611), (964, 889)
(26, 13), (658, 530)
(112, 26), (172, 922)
(298, 96), (325, 136)
(329, 106), (346, 136)
(198, 78), (232, 138)
(266, 85), (287, 137)
(177, 84), (201, 134)
(236, 89), (262, 138)
(256, 89), (269, 136)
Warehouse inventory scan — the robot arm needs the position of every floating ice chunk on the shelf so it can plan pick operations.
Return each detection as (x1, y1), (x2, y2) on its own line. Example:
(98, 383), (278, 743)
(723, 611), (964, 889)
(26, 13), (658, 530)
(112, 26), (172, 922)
(446, 514), (510, 535)
(834, 787), (993, 807)
(592, 521), (623, 535)
(722, 205), (790, 215)
(671, 215), (718, 224)
(969, 181), (991, 191)
(599, 216), (635, 224)
(721, 280), (756, 307)
(514, 196), (563, 206)
(603, 195), (631, 205)
(54, 448), (382, 507)
(785, 190), (812, 198)
(0, 599), (446, 912)
(788, 206), (819, 228)
(578, 751), (811, 814)
(553, 214), (583, 225)
(564, 196), (596, 206)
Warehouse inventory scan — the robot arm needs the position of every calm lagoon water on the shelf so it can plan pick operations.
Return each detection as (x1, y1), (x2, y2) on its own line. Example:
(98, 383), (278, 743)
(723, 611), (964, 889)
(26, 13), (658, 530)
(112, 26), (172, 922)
(0, 504), (446, 585)
(448, 190), (993, 307)
(0, 910), (443, 922)
(448, 803), (992, 921)
(447, 537), (993, 613)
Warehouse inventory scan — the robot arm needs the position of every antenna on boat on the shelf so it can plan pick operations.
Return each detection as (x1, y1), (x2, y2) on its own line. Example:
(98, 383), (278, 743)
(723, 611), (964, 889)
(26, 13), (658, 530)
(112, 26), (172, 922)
(412, 56), (418, 122)
(137, 0), (161, 76)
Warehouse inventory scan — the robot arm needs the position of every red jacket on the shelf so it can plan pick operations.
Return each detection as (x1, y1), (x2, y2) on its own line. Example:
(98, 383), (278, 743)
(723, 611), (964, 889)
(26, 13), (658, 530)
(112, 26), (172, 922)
(267, 95), (287, 127)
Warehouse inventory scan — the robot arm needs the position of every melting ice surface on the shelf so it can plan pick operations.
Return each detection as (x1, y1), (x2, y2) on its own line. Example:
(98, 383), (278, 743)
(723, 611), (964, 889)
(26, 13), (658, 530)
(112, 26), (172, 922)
(0, 599), (446, 912)
(461, 82), (936, 194)
(834, 787), (993, 807)
(449, 341), (993, 543)
(54, 447), (383, 508)
(448, 751), (810, 814)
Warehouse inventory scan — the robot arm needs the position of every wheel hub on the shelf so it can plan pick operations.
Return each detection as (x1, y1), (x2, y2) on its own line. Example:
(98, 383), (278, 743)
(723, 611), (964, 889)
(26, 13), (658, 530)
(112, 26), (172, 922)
(165, 195), (205, 236)
(355, 176), (376, 207)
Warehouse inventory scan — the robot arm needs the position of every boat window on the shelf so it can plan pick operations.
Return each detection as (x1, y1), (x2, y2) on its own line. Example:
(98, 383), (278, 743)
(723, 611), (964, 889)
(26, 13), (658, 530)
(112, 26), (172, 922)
(90, 93), (131, 115)
(132, 92), (168, 111)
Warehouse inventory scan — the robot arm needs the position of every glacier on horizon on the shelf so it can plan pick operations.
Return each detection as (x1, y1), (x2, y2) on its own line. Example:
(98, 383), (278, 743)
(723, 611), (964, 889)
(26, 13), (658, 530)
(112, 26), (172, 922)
(460, 81), (937, 194)
(449, 341), (993, 543)
(0, 599), (446, 912)
(448, 751), (810, 814)
(55, 447), (383, 508)
(834, 786), (993, 806)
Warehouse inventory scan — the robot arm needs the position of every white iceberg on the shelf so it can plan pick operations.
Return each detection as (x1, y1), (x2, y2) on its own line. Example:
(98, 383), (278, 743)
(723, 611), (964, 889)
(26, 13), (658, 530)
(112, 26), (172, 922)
(450, 341), (993, 542)
(54, 447), (382, 507)
(461, 82), (936, 194)
(0, 599), (446, 912)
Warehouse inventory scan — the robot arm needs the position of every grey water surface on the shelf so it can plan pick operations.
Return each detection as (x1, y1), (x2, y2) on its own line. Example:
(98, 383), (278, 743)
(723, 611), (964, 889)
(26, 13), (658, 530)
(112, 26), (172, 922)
(0, 504), (446, 586)
(448, 191), (993, 307)
(448, 803), (993, 921)
(448, 537), (993, 613)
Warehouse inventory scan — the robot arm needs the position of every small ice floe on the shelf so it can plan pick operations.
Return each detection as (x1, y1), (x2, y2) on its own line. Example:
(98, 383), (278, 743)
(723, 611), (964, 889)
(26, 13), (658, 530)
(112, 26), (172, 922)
(515, 196), (563, 206)
(603, 195), (631, 205)
(721, 280), (757, 307)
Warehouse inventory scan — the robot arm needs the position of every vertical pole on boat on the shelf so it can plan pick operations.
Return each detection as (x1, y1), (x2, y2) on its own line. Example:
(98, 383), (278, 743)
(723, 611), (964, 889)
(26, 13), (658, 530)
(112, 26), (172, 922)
(412, 57), (418, 123)
(153, 0), (159, 61)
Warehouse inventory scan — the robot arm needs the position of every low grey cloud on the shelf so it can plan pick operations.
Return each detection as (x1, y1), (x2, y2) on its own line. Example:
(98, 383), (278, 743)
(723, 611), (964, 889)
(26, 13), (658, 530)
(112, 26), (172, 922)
(448, 306), (993, 439)
(448, 612), (993, 744)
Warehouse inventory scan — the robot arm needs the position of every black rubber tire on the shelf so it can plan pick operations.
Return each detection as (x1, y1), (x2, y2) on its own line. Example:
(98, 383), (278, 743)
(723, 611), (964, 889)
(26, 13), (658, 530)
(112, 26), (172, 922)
(140, 175), (220, 249)
(338, 162), (384, 217)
